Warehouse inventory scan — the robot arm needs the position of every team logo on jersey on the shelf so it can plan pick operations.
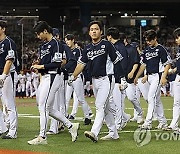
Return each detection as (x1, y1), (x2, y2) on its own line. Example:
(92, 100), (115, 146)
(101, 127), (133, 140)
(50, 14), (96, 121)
(48, 45), (51, 48)
(145, 51), (158, 60)
(101, 45), (105, 48)
(87, 48), (105, 60)
(40, 49), (50, 59)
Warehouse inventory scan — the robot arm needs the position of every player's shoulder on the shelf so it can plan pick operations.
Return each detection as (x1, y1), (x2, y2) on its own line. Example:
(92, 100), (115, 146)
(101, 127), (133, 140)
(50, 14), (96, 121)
(156, 44), (167, 52)
(3, 36), (15, 45)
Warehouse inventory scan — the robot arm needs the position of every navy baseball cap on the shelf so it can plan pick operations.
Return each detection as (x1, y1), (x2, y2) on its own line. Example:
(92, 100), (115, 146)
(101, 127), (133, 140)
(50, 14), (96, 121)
(53, 28), (60, 36)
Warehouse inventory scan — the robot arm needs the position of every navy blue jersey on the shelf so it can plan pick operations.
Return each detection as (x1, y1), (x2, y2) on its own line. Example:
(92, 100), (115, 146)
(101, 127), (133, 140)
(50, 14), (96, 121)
(82, 61), (91, 82)
(72, 47), (81, 61)
(78, 39), (125, 82)
(61, 44), (77, 74)
(125, 44), (140, 83)
(0, 36), (18, 74)
(141, 44), (169, 74)
(175, 48), (180, 74)
(114, 40), (128, 75)
(125, 44), (140, 74)
(38, 37), (63, 74)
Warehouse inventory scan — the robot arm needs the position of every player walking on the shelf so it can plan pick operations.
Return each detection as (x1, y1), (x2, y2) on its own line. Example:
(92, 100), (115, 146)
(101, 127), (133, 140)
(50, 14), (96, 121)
(167, 28), (180, 131)
(106, 27), (131, 130)
(27, 21), (79, 145)
(69, 21), (126, 142)
(64, 34), (91, 125)
(134, 29), (170, 129)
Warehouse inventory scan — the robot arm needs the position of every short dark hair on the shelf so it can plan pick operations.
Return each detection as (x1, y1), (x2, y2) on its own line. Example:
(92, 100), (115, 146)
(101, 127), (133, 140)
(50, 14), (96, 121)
(64, 34), (75, 40)
(0, 20), (7, 28)
(33, 21), (53, 34)
(143, 29), (157, 41)
(88, 20), (103, 32)
(119, 33), (126, 41)
(106, 27), (120, 40)
(173, 27), (180, 39)
(52, 28), (60, 37)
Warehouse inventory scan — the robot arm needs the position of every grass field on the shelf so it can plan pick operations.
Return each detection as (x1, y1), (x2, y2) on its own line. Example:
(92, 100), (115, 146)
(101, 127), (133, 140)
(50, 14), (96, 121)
(0, 96), (180, 154)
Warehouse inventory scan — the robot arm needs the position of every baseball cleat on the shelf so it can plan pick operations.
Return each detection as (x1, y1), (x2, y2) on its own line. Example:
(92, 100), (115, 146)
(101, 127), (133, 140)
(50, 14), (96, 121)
(130, 117), (137, 122)
(155, 123), (168, 130)
(89, 113), (94, 118)
(46, 130), (57, 135)
(137, 116), (144, 124)
(69, 115), (75, 120)
(84, 118), (92, 125)
(100, 134), (119, 141)
(27, 136), (47, 145)
(84, 131), (98, 143)
(138, 123), (152, 130)
(69, 123), (80, 142)
(2, 134), (17, 139)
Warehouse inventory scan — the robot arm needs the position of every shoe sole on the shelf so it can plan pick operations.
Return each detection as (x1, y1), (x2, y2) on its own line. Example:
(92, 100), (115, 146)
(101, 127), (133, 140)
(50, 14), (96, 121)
(27, 141), (47, 145)
(100, 137), (119, 141)
(84, 132), (97, 143)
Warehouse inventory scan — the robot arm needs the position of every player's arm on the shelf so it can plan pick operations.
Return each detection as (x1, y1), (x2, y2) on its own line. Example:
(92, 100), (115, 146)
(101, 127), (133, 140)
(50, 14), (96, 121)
(161, 63), (171, 86)
(70, 46), (88, 81)
(72, 63), (85, 78)
(159, 47), (171, 85)
(0, 59), (13, 87)
(134, 63), (146, 84)
(3, 59), (13, 75)
(128, 63), (139, 79)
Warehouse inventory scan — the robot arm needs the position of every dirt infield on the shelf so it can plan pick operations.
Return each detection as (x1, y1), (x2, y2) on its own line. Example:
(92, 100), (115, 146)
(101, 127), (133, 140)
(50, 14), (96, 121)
(0, 149), (46, 154)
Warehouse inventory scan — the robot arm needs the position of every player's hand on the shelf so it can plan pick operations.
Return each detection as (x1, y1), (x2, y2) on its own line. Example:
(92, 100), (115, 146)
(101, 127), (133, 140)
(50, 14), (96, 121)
(119, 77), (128, 91)
(134, 77), (138, 85)
(31, 65), (44, 70)
(128, 72), (134, 79)
(142, 75), (148, 84)
(160, 76), (167, 86)
(32, 60), (39, 65)
(0, 74), (7, 88)
(67, 74), (76, 86)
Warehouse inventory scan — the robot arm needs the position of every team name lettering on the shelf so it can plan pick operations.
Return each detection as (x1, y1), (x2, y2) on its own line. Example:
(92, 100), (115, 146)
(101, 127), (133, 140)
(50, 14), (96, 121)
(87, 48), (105, 60)
(40, 49), (50, 59)
(145, 51), (158, 60)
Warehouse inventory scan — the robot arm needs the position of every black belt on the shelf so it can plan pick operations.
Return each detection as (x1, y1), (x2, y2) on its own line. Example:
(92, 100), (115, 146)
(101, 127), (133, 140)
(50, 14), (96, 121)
(92, 76), (105, 79)
(147, 72), (158, 75)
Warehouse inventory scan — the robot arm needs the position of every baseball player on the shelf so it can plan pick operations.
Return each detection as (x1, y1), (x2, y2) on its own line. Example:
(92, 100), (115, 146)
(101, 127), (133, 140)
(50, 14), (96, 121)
(31, 69), (40, 97)
(167, 28), (180, 131)
(106, 27), (131, 130)
(17, 70), (26, 98)
(121, 34), (143, 124)
(25, 70), (33, 98)
(0, 20), (18, 139)
(64, 34), (91, 125)
(27, 21), (79, 145)
(47, 28), (78, 135)
(134, 29), (170, 129)
(69, 21), (126, 142)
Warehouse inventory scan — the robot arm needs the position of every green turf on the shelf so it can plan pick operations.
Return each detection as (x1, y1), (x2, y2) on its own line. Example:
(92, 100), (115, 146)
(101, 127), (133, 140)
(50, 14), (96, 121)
(0, 96), (179, 154)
